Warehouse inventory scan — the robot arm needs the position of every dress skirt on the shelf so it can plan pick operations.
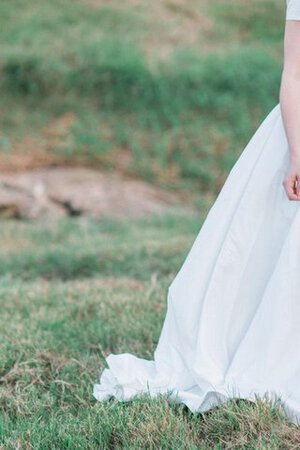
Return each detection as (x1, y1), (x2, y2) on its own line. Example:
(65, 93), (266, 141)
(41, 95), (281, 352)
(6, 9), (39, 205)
(94, 103), (300, 425)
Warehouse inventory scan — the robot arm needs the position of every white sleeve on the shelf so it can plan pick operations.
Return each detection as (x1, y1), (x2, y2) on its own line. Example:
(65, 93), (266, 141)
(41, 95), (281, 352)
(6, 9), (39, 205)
(286, 0), (300, 20)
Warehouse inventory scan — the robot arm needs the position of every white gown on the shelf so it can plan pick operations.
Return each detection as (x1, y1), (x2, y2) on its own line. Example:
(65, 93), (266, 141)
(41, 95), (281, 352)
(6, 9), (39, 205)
(94, 0), (300, 425)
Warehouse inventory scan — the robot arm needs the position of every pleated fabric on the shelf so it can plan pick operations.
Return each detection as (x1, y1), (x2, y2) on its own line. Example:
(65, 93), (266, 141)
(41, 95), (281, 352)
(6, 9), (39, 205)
(94, 104), (300, 425)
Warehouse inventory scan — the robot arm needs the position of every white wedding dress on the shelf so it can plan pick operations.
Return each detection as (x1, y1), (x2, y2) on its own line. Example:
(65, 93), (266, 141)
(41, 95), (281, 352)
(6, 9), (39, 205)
(94, 0), (300, 425)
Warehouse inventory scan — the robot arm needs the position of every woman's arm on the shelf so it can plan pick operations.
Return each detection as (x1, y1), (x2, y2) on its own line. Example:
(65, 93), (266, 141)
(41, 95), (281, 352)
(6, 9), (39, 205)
(280, 20), (300, 200)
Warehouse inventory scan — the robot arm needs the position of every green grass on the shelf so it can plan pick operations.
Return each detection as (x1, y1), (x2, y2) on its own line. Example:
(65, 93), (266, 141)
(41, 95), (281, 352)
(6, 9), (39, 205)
(0, 0), (285, 195)
(0, 214), (197, 281)
(0, 2), (297, 447)
(1, 214), (300, 449)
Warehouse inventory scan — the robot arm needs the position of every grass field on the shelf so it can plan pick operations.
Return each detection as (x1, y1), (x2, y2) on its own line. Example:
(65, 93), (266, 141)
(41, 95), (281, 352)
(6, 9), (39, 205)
(0, 0), (285, 195)
(2, 214), (300, 449)
(1, 0), (299, 448)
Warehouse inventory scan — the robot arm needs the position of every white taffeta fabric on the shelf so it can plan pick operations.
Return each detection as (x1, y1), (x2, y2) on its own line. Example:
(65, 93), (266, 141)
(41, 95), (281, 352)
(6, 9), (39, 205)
(93, 102), (300, 425)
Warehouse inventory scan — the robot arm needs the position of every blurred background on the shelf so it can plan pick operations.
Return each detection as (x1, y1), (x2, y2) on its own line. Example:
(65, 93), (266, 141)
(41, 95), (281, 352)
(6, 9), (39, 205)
(0, 0), (285, 219)
(1, 2), (294, 448)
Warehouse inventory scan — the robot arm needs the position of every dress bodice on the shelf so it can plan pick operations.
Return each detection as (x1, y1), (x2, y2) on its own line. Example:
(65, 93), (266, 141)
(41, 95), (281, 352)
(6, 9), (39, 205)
(286, 0), (300, 20)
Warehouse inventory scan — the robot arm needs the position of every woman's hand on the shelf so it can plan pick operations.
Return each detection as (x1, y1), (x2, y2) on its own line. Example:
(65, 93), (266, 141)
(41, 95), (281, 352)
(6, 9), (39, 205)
(280, 20), (300, 202)
(283, 157), (300, 200)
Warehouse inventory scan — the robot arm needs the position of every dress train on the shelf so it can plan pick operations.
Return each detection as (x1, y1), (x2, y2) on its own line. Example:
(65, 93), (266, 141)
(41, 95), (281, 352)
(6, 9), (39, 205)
(94, 103), (300, 425)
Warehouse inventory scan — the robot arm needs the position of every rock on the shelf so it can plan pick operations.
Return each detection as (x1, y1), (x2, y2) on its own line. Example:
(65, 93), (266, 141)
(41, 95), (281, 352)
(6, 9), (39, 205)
(0, 167), (181, 220)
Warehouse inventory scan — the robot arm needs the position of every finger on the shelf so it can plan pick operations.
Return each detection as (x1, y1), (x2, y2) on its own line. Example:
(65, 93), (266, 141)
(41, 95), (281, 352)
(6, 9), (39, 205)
(287, 185), (300, 200)
(287, 176), (298, 193)
(296, 176), (300, 196)
(290, 176), (300, 198)
(283, 179), (300, 200)
(282, 174), (300, 200)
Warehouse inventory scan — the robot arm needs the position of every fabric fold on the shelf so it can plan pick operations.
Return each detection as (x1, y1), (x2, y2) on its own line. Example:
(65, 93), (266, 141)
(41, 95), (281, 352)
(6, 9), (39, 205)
(93, 103), (300, 426)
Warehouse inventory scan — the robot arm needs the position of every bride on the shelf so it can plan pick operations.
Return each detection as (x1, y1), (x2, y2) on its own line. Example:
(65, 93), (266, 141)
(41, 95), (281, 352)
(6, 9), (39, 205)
(94, 0), (300, 425)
